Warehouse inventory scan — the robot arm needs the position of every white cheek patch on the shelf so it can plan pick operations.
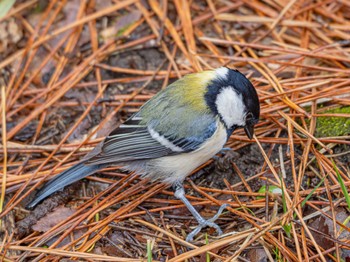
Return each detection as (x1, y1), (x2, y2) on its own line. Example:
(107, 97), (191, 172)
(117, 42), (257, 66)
(215, 87), (245, 128)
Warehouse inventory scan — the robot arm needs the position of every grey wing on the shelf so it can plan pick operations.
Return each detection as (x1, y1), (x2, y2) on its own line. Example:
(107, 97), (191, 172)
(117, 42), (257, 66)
(85, 122), (174, 165)
(85, 112), (219, 166)
(144, 106), (220, 151)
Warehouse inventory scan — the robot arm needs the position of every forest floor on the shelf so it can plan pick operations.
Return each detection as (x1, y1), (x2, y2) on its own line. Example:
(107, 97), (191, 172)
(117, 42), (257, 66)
(0, 0), (350, 261)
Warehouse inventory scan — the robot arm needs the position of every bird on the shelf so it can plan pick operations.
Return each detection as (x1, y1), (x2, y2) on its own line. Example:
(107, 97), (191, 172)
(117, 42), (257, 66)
(27, 67), (260, 241)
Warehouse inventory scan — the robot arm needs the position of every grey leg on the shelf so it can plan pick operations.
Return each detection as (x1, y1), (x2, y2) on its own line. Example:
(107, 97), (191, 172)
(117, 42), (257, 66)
(213, 147), (233, 160)
(173, 182), (228, 242)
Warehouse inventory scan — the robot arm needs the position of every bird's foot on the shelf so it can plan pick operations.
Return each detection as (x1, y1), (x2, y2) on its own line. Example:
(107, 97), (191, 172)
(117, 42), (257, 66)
(186, 203), (229, 242)
(173, 182), (228, 242)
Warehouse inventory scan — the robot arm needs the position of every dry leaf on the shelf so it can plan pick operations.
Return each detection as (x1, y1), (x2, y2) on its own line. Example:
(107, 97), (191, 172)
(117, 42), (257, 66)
(32, 207), (76, 232)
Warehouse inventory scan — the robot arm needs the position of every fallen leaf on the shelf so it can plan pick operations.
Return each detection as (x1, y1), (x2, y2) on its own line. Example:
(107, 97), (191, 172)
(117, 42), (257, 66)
(247, 248), (268, 262)
(32, 206), (76, 232)
(309, 208), (350, 260)
(0, 0), (15, 19)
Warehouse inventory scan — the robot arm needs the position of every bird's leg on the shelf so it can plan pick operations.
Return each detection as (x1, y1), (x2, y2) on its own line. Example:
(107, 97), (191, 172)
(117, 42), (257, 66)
(213, 147), (233, 160)
(173, 182), (228, 242)
(219, 147), (233, 153)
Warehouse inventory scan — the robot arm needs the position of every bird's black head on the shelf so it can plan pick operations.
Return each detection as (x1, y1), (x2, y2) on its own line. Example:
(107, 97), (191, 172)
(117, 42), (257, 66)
(205, 67), (260, 139)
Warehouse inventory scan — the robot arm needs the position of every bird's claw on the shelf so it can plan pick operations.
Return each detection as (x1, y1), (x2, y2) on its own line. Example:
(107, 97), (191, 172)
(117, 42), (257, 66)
(186, 203), (229, 242)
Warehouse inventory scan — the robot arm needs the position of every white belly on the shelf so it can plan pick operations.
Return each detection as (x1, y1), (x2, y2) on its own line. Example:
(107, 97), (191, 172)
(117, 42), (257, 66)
(145, 121), (228, 184)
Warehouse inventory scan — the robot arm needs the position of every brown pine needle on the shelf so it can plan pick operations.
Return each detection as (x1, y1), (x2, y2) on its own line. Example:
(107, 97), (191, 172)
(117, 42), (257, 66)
(1, 1), (350, 261)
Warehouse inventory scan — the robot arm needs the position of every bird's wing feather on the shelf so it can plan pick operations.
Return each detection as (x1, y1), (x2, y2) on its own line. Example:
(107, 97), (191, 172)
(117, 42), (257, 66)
(85, 85), (219, 166)
(85, 125), (174, 165)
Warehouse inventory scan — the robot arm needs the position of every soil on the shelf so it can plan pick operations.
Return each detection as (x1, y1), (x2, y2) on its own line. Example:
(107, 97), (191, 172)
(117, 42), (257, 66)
(16, 46), (350, 235)
(4, 20), (350, 260)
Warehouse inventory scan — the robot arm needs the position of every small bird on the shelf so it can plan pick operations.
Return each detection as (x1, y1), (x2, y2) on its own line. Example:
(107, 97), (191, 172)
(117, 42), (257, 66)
(27, 67), (260, 241)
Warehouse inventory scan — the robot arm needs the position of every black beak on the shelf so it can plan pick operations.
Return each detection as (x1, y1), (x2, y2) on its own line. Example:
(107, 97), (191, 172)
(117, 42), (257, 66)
(244, 125), (254, 139)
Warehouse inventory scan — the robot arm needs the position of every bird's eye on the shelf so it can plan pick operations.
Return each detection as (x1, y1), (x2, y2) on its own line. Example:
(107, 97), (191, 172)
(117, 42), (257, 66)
(245, 112), (253, 122)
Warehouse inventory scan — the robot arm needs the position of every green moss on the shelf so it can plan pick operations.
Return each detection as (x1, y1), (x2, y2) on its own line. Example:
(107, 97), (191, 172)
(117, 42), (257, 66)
(316, 106), (350, 137)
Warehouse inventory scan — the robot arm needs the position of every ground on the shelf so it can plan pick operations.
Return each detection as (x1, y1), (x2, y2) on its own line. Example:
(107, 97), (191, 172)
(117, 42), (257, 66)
(0, 0), (350, 261)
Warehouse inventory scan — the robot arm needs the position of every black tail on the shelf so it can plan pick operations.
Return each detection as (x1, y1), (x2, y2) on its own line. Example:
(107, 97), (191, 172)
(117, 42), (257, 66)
(27, 163), (101, 209)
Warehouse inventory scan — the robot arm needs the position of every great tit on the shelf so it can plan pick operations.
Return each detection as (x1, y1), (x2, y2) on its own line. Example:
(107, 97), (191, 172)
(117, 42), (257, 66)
(27, 67), (260, 241)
